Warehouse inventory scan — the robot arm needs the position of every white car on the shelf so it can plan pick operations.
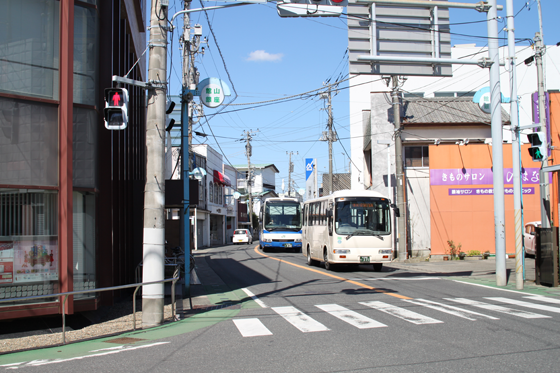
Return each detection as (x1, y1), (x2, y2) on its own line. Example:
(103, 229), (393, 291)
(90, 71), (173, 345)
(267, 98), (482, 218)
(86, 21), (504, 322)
(233, 229), (253, 245)
(523, 221), (541, 256)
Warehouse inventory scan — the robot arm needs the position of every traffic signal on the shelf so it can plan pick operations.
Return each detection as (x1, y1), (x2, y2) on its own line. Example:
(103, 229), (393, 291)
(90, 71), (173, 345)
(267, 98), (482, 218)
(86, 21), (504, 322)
(527, 131), (547, 162)
(165, 99), (176, 131)
(104, 88), (128, 130)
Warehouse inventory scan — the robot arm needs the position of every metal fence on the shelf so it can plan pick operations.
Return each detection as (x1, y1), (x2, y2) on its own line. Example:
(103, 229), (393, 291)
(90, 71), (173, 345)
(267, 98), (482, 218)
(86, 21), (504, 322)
(0, 274), (180, 345)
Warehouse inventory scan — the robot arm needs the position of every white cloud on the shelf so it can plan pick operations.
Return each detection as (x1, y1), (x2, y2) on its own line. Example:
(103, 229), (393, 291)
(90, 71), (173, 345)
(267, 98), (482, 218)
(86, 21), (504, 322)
(246, 50), (283, 62)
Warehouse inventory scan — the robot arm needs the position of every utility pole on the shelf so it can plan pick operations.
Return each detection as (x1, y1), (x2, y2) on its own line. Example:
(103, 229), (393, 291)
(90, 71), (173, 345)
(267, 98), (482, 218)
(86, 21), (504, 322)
(506, 0), (523, 289)
(244, 130), (256, 229)
(142, 0), (168, 328)
(534, 32), (551, 229)
(391, 76), (407, 262)
(487, 0), (507, 286)
(287, 151), (297, 197)
(320, 85), (337, 195)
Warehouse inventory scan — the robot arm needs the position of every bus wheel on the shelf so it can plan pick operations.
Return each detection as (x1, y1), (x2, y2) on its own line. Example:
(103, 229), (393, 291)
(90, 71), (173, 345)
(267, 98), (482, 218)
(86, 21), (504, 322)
(307, 250), (316, 266)
(323, 250), (332, 271)
(373, 263), (383, 272)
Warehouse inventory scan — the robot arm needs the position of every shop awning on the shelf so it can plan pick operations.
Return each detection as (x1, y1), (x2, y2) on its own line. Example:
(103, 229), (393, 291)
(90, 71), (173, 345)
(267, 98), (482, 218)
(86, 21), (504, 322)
(213, 170), (231, 186)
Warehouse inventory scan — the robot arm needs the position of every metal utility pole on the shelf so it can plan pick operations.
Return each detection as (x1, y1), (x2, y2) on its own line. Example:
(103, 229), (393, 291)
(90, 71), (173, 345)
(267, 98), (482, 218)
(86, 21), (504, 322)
(142, 0), (168, 328)
(244, 130), (256, 229)
(534, 32), (551, 229)
(391, 76), (407, 262)
(487, 0), (507, 286)
(506, 0), (523, 289)
(287, 151), (297, 197)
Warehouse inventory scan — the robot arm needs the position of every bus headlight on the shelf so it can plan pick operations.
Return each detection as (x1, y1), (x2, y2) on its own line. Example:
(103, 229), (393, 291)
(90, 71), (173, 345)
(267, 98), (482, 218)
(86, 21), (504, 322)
(294, 238), (302, 242)
(264, 238), (272, 243)
(333, 249), (350, 254)
(379, 249), (392, 254)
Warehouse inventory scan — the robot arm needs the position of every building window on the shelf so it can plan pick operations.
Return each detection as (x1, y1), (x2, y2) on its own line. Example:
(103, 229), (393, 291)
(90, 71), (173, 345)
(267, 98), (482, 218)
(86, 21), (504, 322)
(213, 183), (218, 205)
(0, 189), (59, 305)
(209, 182), (213, 203)
(404, 146), (429, 168)
(218, 185), (222, 205)
(72, 191), (95, 299)
(0, 0), (60, 100)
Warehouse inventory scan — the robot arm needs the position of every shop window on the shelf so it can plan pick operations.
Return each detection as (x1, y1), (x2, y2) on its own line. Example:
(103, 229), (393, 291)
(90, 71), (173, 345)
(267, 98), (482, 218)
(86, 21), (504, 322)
(404, 146), (429, 168)
(72, 191), (96, 299)
(0, 189), (59, 305)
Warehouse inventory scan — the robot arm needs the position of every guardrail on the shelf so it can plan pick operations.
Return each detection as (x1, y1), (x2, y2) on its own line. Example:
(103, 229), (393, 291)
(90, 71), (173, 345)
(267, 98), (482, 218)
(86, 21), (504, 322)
(0, 272), (180, 345)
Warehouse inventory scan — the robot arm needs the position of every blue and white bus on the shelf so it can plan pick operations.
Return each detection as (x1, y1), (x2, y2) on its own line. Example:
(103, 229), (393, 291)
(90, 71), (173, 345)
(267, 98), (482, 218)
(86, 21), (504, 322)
(259, 197), (302, 252)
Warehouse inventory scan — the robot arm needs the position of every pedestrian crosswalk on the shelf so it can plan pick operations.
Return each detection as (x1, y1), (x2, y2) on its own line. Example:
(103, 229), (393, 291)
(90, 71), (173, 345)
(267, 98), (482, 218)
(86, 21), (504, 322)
(232, 296), (560, 337)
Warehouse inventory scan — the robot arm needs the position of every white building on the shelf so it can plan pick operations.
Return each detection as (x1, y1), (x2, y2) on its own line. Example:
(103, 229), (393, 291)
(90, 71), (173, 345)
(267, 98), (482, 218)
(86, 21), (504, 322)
(349, 44), (560, 256)
(234, 164), (279, 215)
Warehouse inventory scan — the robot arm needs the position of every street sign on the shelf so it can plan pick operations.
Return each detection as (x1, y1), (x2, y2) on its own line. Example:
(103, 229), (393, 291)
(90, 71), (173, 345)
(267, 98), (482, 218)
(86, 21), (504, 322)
(198, 77), (231, 108)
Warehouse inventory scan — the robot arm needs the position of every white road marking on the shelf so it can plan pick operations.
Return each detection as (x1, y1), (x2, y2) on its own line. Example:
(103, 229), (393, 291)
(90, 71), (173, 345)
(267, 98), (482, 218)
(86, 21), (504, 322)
(403, 299), (499, 321)
(272, 306), (330, 333)
(452, 280), (530, 295)
(1, 342), (169, 369)
(360, 301), (443, 325)
(524, 295), (560, 305)
(241, 287), (268, 308)
(233, 318), (273, 337)
(446, 298), (550, 319)
(315, 304), (387, 329)
(486, 297), (560, 314)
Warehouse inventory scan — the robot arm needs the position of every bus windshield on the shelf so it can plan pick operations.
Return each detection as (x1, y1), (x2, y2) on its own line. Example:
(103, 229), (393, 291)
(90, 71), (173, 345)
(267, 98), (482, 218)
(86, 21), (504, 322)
(335, 198), (391, 236)
(264, 202), (302, 231)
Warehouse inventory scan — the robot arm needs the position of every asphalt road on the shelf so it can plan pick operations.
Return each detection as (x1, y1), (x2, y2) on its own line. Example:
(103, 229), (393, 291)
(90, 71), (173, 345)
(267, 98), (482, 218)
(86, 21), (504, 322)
(2, 243), (560, 372)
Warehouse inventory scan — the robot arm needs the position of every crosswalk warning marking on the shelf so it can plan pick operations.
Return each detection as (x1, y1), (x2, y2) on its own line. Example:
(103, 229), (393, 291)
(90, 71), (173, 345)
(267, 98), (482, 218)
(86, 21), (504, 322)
(272, 306), (330, 333)
(403, 299), (499, 321)
(315, 304), (387, 329)
(360, 301), (443, 325)
(446, 298), (550, 319)
(233, 318), (273, 337)
(486, 297), (560, 314)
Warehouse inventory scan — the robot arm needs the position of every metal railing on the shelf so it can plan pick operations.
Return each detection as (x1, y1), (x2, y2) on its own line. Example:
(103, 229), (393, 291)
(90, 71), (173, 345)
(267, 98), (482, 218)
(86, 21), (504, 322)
(0, 273), (180, 345)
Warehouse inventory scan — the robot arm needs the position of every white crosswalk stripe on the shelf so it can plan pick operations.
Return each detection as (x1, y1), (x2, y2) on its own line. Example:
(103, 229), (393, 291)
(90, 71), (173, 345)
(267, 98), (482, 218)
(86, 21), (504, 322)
(233, 318), (273, 337)
(446, 298), (550, 319)
(486, 297), (560, 314)
(233, 296), (559, 337)
(272, 306), (330, 333)
(315, 304), (387, 329)
(403, 299), (499, 321)
(523, 295), (560, 305)
(360, 300), (443, 325)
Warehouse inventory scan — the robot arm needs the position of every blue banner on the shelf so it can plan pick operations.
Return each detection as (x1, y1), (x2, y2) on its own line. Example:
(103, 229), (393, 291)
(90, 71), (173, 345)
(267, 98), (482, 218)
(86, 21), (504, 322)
(305, 158), (314, 181)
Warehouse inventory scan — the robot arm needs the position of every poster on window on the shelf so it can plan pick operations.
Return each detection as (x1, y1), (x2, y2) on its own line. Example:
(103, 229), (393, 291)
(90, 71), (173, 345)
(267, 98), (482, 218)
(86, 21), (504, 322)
(0, 242), (14, 284)
(13, 239), (58, 283)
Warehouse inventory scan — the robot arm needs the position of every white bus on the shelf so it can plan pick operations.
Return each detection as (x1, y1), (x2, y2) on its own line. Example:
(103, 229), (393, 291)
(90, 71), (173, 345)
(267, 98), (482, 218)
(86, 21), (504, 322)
(259, 197), (303, 252)
(302, 190), (395, 271)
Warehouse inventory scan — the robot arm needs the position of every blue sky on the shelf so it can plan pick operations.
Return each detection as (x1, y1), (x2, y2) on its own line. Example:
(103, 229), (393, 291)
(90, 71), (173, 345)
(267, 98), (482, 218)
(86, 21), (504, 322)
(150, 0), (560, 193)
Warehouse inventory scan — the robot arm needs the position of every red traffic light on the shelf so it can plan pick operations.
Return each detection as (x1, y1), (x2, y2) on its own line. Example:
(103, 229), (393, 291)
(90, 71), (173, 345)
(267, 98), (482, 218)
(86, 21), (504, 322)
(104, 88), (128, 107)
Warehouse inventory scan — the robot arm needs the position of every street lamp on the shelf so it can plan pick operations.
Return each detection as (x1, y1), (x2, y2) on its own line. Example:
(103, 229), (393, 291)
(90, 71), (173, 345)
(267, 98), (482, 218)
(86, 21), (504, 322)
(377, 139), (391, 201)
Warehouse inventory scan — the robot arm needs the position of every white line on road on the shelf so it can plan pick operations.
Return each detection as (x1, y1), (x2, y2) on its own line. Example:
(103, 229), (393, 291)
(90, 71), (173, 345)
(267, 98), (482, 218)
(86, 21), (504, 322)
(451, 280), (531, 295)
(524, 295), (560, 304)
(315, 304), (387, 329)
(404, 299), (499, 321)
(241, 287), (268, 308)
(346, 277), (441, 281)
(233, 318), (273, 337)
(486, 297), (560, 314)
(272, 306), (330, 333)
(360, 301), (443, 325)
(446, 298), (550, 319)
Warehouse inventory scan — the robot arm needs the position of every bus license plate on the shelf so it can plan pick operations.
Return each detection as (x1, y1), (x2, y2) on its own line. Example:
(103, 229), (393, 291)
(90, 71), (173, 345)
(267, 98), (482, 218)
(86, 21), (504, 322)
(360, 256), (370, 263)
(284, 243), (292, 248)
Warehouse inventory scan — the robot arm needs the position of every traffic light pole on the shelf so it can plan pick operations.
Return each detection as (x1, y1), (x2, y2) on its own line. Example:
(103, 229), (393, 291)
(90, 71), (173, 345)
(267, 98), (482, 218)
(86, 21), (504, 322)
(143, 0), (168, 328)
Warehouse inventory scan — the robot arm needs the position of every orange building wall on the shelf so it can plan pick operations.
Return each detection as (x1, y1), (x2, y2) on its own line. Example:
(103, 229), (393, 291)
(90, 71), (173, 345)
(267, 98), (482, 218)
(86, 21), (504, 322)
(429, 143), (541, 256)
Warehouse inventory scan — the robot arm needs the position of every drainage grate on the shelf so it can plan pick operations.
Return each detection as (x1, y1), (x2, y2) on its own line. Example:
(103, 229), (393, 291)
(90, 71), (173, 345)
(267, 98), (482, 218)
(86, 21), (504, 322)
(104, 337), (146, 344)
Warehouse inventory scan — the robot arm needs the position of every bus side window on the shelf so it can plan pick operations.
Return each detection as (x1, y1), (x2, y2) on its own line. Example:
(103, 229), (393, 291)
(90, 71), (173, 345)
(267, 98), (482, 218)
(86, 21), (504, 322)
(321, 202), (325, 226)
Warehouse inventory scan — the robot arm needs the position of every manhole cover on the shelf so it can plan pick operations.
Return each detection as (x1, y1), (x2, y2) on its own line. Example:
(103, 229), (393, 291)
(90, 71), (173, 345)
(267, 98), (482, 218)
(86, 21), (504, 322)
(104, 337), (145, 344)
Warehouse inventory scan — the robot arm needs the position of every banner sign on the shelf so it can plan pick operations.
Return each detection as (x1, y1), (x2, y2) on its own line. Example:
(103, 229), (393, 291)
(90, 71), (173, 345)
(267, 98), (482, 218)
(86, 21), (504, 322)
(448, 187), (535, 196)
(431, 168), (540, 186)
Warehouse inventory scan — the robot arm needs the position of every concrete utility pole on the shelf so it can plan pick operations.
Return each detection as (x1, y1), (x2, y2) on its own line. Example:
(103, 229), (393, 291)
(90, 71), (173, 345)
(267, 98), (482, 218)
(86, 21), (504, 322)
(142, 0), (168, 328)
(287, 151), (297, 197)
(506, 0), (523, 290)
(487, 0), (507, 286)
(320, 85), (337, 195)
(391, 76), (407, 262)
(534, 32), (551, 229)
(244, 130), (256, 229)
